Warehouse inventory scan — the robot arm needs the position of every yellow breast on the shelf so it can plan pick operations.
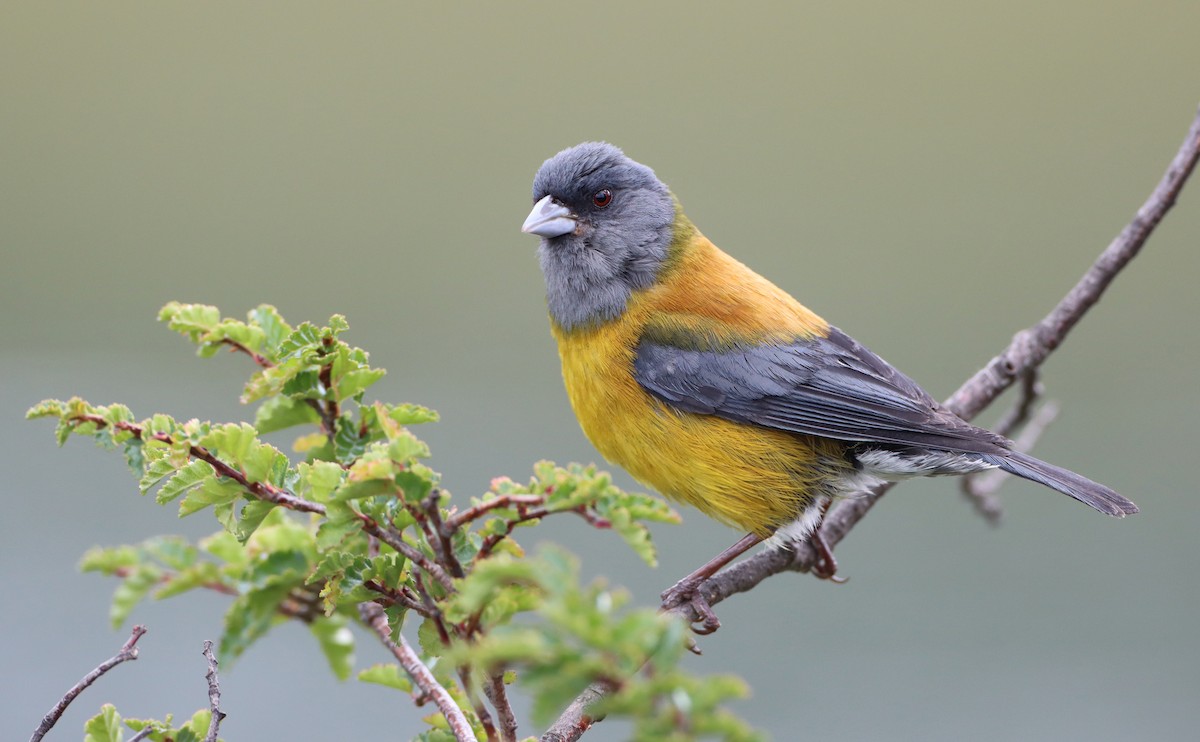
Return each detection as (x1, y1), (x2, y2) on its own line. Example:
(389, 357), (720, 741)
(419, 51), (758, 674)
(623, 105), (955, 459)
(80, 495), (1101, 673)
(550, 230), (850, 535)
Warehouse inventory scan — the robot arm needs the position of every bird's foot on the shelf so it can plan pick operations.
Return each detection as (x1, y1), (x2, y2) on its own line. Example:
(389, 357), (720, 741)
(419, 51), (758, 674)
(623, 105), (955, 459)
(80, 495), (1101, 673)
(661, 577), (722, 635)
(810, 530), (848, 584)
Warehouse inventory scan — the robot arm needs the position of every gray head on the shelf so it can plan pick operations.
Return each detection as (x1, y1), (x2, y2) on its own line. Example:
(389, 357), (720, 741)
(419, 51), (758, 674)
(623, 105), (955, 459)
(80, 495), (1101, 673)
(521, 142), (677, 331)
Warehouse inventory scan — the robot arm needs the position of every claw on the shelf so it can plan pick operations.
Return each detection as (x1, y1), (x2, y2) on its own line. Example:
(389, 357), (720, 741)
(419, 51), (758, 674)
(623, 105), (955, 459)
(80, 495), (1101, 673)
(810, 529), (848, 584)
(662, 578), (722, 635)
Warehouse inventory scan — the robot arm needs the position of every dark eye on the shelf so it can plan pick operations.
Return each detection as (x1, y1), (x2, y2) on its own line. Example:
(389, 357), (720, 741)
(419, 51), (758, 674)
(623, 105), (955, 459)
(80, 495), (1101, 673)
(592, 189), (612, 208)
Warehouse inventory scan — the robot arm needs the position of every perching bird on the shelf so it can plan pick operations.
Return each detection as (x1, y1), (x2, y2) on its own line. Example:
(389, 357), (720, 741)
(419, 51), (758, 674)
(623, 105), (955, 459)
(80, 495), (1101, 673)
(521, 142), (1137, 628)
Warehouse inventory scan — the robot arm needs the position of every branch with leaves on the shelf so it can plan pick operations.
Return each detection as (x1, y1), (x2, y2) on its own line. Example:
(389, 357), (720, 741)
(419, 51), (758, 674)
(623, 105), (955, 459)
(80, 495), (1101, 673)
(30, 303), (754, 740)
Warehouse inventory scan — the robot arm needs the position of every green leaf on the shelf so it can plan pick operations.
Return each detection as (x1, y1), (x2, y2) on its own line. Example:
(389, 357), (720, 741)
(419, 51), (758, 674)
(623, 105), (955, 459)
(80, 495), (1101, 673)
(254, 396), (321, 434)
(110, 565), (162, 628)
(311, 614), (355, 680)
(220, 584), (291, 661)
(358, 663), (412, 692)
(386, 430), (430, 464)
(297, 460), (345, 503)
(387, 403), (440, 425)
(122, 438), (145, 475)
(139, 448), (177, 494)
(155, 562), (224, 600)
(83, 704), (122, 742)
(228, 499), (278, 542)
(249, 516), (315, 555)
(156, 460), (216, 505)
(242, 356), (306, 403)
(394, 470), (433, 504)
(176, 709), (213, 742)
(178, 477), (242, 517)
(248, 304), (292, 358)
(316, 502), (362, 550)
(159, 302), (220, 341)
(80, 545), (140, 575)
(417, 615), (446, 657)
(144, 536), (198, 570)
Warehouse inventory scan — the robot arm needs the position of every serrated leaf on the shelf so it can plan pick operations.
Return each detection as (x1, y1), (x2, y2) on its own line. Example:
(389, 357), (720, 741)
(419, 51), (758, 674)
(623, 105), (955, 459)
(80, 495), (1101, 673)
(156, 460), (216, 505)
(111, 565), (162, 627)
(177, 709), (213, 742)
(249, 517), (314, 555)
(316, 504), (362, 550)
(242, 357), (305, 403)
(144, 536), (198, 570)
(159, 302), (220, 341)
(332, 477), (395, 502)
(229, 499), (277, 542)
(155, 562), (224, 600)
(201, 530), (248, 566)
(387, 403), (440, 425)
(83, 704), (122, 742)
(417, 617), (443, 657)
(179, 477), (242, 517)
(297, 460), (344, 503)
(248, 304), (291, 358)
(254, 396), (321, 434)
(311, 615), (355, 680)
(80, 545), (140, 574)
(220, 584), (291, 661)
(358, 663), (413, 692)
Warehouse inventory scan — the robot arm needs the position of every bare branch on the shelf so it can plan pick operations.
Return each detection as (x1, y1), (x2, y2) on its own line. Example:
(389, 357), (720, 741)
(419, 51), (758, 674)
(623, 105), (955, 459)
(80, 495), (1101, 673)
(442, 493), (547, 533)
(540, 680), (618, 742)
(202, 640), (226, 742)
(484, 673), (519, 742)
(31, 625), (148, 742)
(959, 369), (1044, 522)
(961, 400), (1062, 520)
(991, 369), (1044, 440)
(358, 602), (479, 742)
(542, 103), (1200, 742)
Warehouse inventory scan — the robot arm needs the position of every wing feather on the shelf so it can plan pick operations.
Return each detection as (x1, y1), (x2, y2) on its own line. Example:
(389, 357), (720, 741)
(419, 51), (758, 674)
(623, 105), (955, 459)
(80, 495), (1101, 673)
(634, 326), (1009, 456)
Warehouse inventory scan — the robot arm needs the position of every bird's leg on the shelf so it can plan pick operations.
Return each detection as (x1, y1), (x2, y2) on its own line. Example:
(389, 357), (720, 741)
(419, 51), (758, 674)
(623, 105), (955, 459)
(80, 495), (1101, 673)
(661, 532), (763, 634)
(809, 499), (847, 583)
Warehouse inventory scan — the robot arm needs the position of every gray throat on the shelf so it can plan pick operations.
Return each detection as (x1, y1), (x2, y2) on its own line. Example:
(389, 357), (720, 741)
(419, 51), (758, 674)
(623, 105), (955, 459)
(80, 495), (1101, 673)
(539, 240), (646, 332)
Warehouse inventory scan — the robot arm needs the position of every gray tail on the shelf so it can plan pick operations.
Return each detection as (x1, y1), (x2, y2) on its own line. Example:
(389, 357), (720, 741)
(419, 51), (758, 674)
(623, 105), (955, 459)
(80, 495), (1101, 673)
(983, 451), (1139, 517)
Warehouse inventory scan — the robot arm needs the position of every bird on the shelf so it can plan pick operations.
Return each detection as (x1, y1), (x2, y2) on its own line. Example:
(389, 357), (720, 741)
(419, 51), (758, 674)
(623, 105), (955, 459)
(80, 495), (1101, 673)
(520, 141), (1138, 631)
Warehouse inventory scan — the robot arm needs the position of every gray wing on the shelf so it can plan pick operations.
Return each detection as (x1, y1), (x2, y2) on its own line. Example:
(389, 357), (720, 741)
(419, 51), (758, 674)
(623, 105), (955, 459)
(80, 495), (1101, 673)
(634, 327), (1010, 456)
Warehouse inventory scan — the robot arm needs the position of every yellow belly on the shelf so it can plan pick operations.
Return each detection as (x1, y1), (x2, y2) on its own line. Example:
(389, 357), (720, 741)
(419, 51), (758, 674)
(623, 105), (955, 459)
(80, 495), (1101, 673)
(552, 309), (849, 537)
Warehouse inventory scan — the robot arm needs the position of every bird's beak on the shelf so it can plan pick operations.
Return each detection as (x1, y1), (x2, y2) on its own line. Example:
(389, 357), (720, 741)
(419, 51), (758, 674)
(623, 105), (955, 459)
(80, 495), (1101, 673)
(521, 195), (577, 238)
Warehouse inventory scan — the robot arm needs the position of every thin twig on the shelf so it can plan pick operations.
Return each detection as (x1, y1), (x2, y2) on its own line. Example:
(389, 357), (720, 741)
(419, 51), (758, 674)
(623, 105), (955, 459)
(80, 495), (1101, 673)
(202, 640), (225, 742)
(962, 400), (1062, 521)
(358, 603), (479, 742)
(541, 103), (1200, 742)
(127, 727), (157, 742)
(31, 625), (148, 742)
(458, 666), (499, 742)
(539, 680), (618, 742)
(959, 369), (1044, 521)
(992, 369), (1044, 439)
(484, 673), (519, 742)
(441, 494), (547, 533)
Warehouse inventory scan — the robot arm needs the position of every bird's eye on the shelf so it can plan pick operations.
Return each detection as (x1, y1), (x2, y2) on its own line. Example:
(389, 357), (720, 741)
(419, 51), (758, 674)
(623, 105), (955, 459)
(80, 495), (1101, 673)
(592, 189), (612, 208)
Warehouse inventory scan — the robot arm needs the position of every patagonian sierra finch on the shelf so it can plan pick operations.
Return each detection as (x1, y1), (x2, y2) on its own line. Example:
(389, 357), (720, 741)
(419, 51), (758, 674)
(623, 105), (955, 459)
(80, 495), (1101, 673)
(521, 142), (1137, 631)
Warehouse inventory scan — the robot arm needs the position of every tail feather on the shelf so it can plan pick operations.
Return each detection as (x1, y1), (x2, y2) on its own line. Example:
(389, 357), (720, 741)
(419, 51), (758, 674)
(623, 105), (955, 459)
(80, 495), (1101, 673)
(984, 451), (1139, 517)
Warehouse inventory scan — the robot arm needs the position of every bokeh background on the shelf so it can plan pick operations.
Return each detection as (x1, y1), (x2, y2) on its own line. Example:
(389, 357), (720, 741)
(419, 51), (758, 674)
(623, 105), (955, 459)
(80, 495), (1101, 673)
(3, 3), (1198, 740)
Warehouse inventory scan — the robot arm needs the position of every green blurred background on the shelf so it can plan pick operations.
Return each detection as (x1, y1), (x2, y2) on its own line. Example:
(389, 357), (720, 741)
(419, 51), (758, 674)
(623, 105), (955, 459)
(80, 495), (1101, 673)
(3, 3), (1197, 740)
